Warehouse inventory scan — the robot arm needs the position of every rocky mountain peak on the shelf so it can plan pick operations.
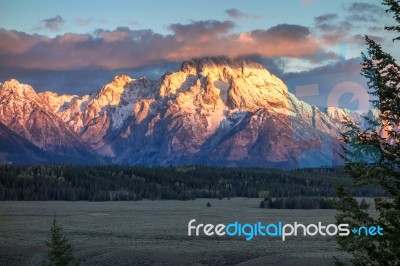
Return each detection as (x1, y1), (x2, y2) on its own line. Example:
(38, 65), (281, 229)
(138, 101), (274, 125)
(325, 106), (364, 126)
(37, 91), (78, 113)
(111, 74), (133, 87)
(2, 79), (21, 87)
(180, 57), (263, 74)
(94, 74), (134, 106)
(0, 79), (37, 99)
(160, 56), (286, 105)
(0, 58), (360, 168)
(179, 57), (266, 83)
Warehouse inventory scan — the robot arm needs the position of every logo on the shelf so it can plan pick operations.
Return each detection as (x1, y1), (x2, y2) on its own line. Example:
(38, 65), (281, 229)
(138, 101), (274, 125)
(188, 219), (383, 241)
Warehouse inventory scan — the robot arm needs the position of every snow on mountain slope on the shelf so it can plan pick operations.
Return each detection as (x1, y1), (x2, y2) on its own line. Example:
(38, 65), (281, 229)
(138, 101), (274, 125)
(0, 80), (102, 163)
(0, 57), (367, 168)
(325, 107), (364, 124)
(102, 58), (348, 167)
(47, 75), (160, 155)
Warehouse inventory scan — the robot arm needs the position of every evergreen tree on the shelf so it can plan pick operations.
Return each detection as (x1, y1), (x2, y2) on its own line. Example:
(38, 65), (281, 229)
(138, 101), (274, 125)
(44, 217), (80, 266)
(335, 0), (400, 264)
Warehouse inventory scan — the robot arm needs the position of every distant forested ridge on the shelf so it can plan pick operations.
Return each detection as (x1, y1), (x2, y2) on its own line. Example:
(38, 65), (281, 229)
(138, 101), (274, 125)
(0, 165), (386, 201)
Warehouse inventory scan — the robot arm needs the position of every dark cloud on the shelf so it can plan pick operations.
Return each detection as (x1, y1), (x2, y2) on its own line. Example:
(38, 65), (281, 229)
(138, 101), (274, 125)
(0, 27), (172, 70)
(226, 8), (248, 19)
(0, 21), (331, 72)
(315, 15), (352, 32)
(312, 2), (386, 48)
(246, 24), (339, 62)
(349, 14), (378, 23)
(0, 19), (343, 94)
(315, 13), (338, 25)
(314, 14), (359, 47)
(346, 2), (385, 14)
(310, 5), (388, 53)
(42, 15), (65, 31)
(319, 21), (354, 45)
(252, 24), (311, 41)
(345, 2), (385, 23)
(169, 20), (235, 41)
(284, 57), (363, 79)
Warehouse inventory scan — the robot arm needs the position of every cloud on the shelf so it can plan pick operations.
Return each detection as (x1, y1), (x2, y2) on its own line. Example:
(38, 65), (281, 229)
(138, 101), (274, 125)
(284, 57), (363, 78)
(0, 21), (334, 72)
(345, 2), (385, 14)
(315, 13), (338, 25)
(312, 3), (387, 48)
(344, 2), (385, 23)
(351, 14), (378, 23)
(169, 20), (235, 42)
(226, 8), (248, 19)
(253, 24), (311, 41)
(318, 21), (354, 46)
(42, 15), (65, 31)
(313, 12), (363, 47)
(226, 8), (263, 21)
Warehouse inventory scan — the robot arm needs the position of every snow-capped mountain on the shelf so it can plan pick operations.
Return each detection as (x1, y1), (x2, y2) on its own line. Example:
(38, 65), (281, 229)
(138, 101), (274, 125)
(0, 57), (364, 168)
(0, 79), (102, 163)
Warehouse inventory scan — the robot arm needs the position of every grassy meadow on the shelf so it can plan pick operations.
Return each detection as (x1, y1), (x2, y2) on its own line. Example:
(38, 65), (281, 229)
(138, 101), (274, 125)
(0, 198), (361, 265)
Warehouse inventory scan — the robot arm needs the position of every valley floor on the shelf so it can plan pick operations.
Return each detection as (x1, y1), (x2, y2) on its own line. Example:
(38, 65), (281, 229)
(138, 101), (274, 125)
(0, 198), (353, 265)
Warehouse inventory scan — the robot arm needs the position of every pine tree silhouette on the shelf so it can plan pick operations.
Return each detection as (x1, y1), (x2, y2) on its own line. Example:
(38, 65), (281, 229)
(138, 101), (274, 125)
(335, 1), (400, 264)
(44, 216), (80, 266)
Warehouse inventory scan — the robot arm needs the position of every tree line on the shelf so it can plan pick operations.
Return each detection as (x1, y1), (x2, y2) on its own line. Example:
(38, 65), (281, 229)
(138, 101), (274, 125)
(0, 164), (386, 201)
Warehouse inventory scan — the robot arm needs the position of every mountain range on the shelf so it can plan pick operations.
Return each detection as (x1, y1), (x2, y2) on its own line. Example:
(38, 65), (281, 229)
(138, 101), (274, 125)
(0, 57), (365, 168)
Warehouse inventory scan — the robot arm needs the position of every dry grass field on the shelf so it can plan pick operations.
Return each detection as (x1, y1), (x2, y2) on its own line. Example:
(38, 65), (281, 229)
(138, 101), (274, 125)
(0, 198), (358, 265)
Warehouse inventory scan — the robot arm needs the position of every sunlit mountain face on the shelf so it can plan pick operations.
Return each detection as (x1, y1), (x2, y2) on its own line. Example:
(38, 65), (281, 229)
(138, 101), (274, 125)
(0, 58), (368, 168)
(0, 0), (393, 167)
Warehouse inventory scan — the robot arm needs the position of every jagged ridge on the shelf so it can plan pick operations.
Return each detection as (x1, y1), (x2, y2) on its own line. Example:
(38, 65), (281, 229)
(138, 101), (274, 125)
(0, 57), (362, 168)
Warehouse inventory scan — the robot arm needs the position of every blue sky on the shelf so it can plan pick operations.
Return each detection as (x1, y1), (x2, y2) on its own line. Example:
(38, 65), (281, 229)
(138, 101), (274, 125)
(1, 0), (347, 36)
(0, 0), (398, 111)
